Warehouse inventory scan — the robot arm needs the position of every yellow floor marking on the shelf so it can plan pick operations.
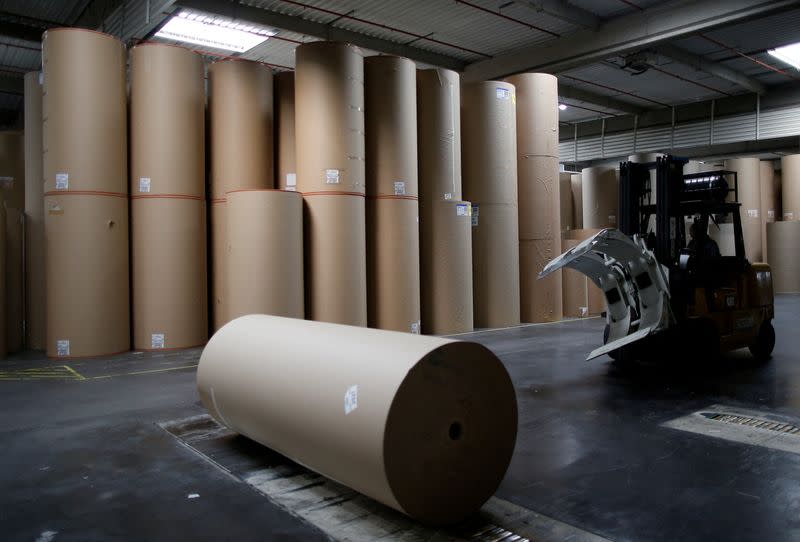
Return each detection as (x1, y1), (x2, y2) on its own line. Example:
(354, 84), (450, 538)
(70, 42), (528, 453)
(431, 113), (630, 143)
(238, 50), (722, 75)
(0, 365), (84, 381)
(445, 315), (602, 337)
(85, 364), (198, 380)
(62, 365), (86, 380)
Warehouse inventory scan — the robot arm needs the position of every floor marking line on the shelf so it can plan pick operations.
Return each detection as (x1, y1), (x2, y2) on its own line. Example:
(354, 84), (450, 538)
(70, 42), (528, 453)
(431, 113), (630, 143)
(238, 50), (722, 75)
(62, 365), (86, 380)
(444, 316), (602, 337)
(87, 364), (199, 380)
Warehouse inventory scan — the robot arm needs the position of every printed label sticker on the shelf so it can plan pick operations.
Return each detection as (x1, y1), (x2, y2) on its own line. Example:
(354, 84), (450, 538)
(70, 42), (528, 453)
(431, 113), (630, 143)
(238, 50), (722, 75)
(55, 173), (69, 190)
(151, 333), (165, 349)
(456, 203), (471, 217)
(444, 192), (453, 200)
(411, 321), (421, 334)
(608, 214), (617, 225)
(139, 177), (151, 193)
(325, 169), (340, 184)
(393, 181), (406, 196)
(784, 212), (794, 221)
(747, 209), (759, 218)
(57, 340), (70, 357)
(286, 173), (296, 187)
(768, 210), (776, 219)
(472, 204), (480, 226)
(344, 385), (358, 415)
(496, 87), (510, 100)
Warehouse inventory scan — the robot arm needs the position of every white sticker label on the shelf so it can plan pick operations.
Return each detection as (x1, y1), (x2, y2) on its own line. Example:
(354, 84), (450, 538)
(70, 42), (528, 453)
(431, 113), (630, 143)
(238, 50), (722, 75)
(393, 181), (406, 196)
(325, 169), (340, 184)
(151, 333), (165, 349)
(55, 173), (69, 190)
(444, 192), (453, 200)
(456, 203), (471, 217)
(0, 176), (13, 188)
(344, 385), (358, 415)
(472, 203), (480, 226)
(496, 87), (510, 100)
(747, 209), (759, 218)
(580, 306), (588, 317)
(608, 214), (617, 225)
(411, 321), (421, 334)
(38, 71), (44, 85)
(56, 340), (70, 357)
(768, 210), (776, 219)
(785, 212), (794, 221)
(286, 173), (296, 187)
(139, 177), (151, 193)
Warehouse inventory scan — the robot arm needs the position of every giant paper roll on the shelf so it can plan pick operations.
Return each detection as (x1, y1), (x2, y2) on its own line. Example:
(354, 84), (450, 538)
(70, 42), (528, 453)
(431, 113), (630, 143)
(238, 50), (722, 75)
(24, 72), (45, 350)
(559, 172), (573, 231)
(367, 196), (421, 333)
(421, 199), (473, 334)
(561, 238), (588, 318)
(571, 173), (583, 229)
(767, 221), (800, 293)
(517, 155), (560, 240)
(782, 154), (800, 221)
(44, 194), (129, 357)
(130, 44), (205, 197)
(417, 68), (462, 202)
(0, 201), (5, 358)
(504, 73), (558, 158)
(581, 166), (619, 229)
(725, 158), (761, 262)
(226, 190), (304, 321)
(461, 81), (517, 206)
(42, 29), (126, 194)
(520, 238), (562, 323)
(365, 56), (418, 197)
(197, 314), (518, 524)
(304, 193), (367, 326)
(295, 42), (365, 194)
(0, 131), (24, 209)
(471, 203), (520, 328)
(131, 198), (207, 350)
(5, 208), (23, 353)
(210, 200), (227, 331)
(209, 59), (274, 198)
(760, 161), (779, 261)
(275, 71), (297, 192)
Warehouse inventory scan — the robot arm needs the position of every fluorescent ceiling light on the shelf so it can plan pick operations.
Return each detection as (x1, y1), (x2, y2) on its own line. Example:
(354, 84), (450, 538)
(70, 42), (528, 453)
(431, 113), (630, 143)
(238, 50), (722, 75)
(768, 42), (800, 70)
(156, 10), (275, 53)
(558, 103), (568, 110)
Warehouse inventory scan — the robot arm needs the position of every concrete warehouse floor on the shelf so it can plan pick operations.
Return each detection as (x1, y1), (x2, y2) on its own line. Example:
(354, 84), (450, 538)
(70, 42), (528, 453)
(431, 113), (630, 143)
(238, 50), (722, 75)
(2, 296), (800, 542)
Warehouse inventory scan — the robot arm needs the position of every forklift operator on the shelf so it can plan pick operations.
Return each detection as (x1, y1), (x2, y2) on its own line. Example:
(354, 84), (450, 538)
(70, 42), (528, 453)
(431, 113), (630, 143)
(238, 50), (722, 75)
(688, 221), (721, 259)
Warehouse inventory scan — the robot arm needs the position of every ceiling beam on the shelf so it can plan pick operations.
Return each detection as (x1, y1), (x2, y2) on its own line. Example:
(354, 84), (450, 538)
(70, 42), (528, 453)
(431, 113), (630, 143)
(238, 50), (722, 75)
(464, 0), (797, 82)
(558, 84), (645, 115)
(512, 0), (601, 30)
(654, 44), (767, 95)
(175, 0), (466, 71)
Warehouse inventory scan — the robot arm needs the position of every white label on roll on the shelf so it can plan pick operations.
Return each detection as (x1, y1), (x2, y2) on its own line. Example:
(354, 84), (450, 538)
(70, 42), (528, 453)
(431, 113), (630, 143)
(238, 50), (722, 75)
(325, 169), (340, 184)
(55, 173), (69, 190)
(456, 203), (471, 217)
(472, 204), (480, 226)
(444, 192), (453, 200)
(344, 385), (358, 415)
(38, 71), (44, 85)
(496, 87), (510, 100)
(608, 214), (617, 225)
(785, 212), (794, 221)
(393, 181), (406, 195)
(580, 307), (588, 317)
(411, 321), (421, 334)
(151, 333), (165, 349)
(139, 177), (151, 193)
(286, 173), (296, 188)
(56, 340), (70, 357)
(747, 209), (759, 218)
(768, 210), (776, 219)
(0, 176), (12, 188)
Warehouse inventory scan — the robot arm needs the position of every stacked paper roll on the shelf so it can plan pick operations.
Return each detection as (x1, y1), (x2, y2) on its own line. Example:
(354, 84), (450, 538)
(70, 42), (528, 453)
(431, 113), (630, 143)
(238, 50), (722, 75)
(365, 56), (420, 333)
(782, 154), (800, 222)
(759, 161), (780, 261)
(581, 166), (619, 229)
(209, 59), (274, 330)
(559, 172), (573, 231)
(226, 190), (303, 321)
(462, 80), (520, 328)
(5, 208), (22, 352)
(43, 28), (129, 358)
(418, 68), (473, 333)
(296, 42), (366, 326)
(0, 201), (5, 358)
(561, 238), (588, 318)
(275, 71), (296, 191)
(767, 221), (800, 293)
(0, 131), (24, 209)
(571, 173), (583, 229)
(130, 44), (207, 350)
(24, 72), (45, 350)
(725, 158), (762, 262)
(507, 73), (561, 323)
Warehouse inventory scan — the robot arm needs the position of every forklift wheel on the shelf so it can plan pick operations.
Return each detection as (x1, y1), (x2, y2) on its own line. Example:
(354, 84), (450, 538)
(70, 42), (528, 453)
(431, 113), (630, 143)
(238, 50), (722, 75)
(749, 320), (776, 362)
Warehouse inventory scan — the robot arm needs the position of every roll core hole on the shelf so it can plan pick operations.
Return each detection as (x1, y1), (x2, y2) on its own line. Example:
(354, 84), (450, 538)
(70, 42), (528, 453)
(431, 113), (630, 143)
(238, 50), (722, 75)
(449, 421), (462, 441)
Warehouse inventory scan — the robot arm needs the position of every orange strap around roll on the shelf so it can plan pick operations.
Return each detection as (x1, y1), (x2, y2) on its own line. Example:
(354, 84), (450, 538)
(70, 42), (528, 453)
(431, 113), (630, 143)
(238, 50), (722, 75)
(302, 191), (366, 197)
(210, 197), (227, 204)
(226, 188), (301, 196)
(44, 190), (128, 198)
(130, 194), (205, 201)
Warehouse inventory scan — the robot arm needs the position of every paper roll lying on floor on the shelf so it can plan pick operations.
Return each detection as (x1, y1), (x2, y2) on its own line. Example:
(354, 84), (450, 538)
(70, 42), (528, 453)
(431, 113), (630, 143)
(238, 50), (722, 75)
(197, 315), (518, 525)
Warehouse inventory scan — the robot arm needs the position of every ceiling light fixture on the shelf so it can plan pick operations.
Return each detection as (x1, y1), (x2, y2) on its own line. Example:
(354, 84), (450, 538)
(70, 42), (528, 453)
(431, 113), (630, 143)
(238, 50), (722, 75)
(558, 103), (568, 110)
(156, 10), (275, 53)
(768, 42), (800, 71)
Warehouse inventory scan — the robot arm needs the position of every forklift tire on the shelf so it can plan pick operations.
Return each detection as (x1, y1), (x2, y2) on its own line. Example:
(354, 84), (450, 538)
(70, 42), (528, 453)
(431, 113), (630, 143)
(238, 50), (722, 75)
(749, 320), (775, 362)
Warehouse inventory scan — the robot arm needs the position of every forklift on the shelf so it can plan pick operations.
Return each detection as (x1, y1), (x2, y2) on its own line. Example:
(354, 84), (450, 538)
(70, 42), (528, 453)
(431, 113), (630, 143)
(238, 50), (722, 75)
(541, 155), (775, 362)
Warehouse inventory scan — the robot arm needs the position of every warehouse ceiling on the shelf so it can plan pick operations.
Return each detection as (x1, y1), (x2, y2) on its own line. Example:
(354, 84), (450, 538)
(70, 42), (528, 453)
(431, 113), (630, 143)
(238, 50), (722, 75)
(0, 0), (799, 128)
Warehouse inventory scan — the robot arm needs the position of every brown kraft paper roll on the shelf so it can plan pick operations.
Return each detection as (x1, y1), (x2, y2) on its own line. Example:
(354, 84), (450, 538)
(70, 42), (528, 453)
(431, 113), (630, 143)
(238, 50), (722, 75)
(210, 200), (227, 331)
(565, 228), (606, 316)
(420, 199), (474, 334)
(471, 203), (520, 328)
(44, 194), (129, 357)
(130, 44), (205, 197)
(520, 238), (562, 323)
(226, 190), (304, 321)
(417, 68), (462, 202)
(275, 71), (297, 192)
(25, 72), (45, 350)
(42, 29), (127, 194)
(767, 221), (800, 294)
(760, 161), (779, 261)
(0, 131), (24, 209)
(517, 155), (561, 240)
(571, 173), (583, 229)
(295, 42), (365, 194)
(197, 314), (518, 525)
(5, 208), (23, 352)
(367, 196), (421, 333)
(303, 193), (367, 326)
(209, 59), (274, 198)
(504, 73), (559, 158)
(725, 158), (762, 262)
(559, 172), (573, 232)
(365, 56), (418, 198)
(581, 166), (619, 229)
(561, 238), (589, 318)
(131, 197), (207, 350)
(781, 154), (800, 221)
(0, 200), (5, 357)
